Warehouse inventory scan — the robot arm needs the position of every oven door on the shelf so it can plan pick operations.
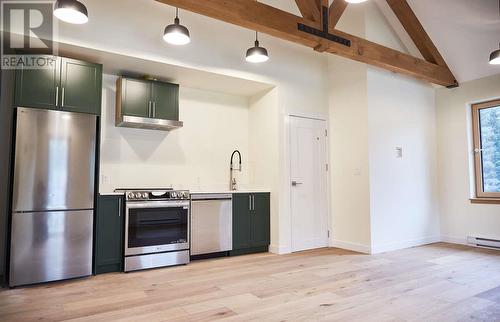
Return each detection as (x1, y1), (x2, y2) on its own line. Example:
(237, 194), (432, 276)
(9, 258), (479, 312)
(125, 201), (189, 256)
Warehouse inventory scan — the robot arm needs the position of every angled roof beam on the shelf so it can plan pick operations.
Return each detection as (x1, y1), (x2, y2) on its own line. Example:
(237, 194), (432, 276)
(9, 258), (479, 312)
(385, 0), (450, 69)
(295, 0), (322, 23)
(155, 0), (458, 87)
(329, 0), (349, 28)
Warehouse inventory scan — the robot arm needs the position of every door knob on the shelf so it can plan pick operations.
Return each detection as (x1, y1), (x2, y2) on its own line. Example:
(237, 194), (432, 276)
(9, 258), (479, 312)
(291, 181), (303, 186)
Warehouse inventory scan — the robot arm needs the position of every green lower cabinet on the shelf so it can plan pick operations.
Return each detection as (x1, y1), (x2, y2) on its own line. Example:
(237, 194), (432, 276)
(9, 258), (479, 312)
(231, 193), (270, 256)
(95, 194), (124, 274)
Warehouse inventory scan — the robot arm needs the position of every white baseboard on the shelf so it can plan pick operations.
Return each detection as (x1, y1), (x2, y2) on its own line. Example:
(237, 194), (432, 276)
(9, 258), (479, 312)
(330, 239), (371, 254)
(370, 235), (441, 254)
(269, 244), (291, 255)
(441, 235), (468, 245)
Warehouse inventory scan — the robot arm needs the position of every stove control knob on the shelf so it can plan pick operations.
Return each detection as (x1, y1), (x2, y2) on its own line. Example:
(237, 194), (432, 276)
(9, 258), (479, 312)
(171, 191), (178, 199)
(128, 192), (135, 199)
(142, 192), (148, 199)
(183, 191), (190, 199)
(135, 192), (142, 199)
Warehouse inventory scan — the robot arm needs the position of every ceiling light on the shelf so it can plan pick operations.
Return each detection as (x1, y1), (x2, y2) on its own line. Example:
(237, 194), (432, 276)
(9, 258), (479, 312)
(163, 8), (191, 46)
(345, 0), (368, 3)
(245, 32), (269, 63)
(490, 43), (500, 65)
(53, 0), (88, 24)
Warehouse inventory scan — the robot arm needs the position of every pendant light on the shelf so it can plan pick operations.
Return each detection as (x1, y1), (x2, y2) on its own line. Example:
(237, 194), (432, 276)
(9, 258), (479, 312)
(53, 0), (88, 24)
(245, 31), (269, 63)
(490, 43), (500, 65)
(163, 8), (191, 46)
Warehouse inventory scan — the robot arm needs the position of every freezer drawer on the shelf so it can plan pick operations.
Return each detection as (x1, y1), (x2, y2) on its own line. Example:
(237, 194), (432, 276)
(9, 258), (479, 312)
(190, 195), (232, 255)
(9, 210), (93, 287)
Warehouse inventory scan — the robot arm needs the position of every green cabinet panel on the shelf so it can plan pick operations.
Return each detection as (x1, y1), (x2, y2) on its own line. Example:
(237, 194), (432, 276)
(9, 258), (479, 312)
(15, 56), (59, 110)
(14, 56), (102, 115)
(231, 192), (270, 256)
(95, 195), (123, 274)
(232, 194), (253, 250)
(251, 193), (271, 247)
(60, 58), (102, 115)
(121, 78), (151, 118)
(151, 82), (179, 121)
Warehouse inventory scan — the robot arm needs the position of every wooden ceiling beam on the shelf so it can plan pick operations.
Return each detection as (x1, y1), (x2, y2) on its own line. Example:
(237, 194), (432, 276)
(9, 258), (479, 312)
(155, 0), (458, 87)
(329, 0), (349, 28)
(386, 0), (449, 69)
(295, 0), (321, 23)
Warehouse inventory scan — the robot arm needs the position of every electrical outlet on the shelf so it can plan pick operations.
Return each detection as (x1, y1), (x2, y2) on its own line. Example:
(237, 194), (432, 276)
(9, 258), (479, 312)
(101, 175), (110, 184)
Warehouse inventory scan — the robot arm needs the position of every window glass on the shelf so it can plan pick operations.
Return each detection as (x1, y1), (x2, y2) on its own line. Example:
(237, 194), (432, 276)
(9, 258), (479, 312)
(479, 105), (500, 193)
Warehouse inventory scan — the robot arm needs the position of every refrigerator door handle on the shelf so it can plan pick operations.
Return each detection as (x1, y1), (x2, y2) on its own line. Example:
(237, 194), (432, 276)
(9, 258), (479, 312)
(55, 86), (59, 106)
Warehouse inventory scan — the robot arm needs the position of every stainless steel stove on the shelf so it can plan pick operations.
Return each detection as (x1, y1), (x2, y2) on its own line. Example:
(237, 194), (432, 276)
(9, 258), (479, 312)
(115, 188), (190, 272)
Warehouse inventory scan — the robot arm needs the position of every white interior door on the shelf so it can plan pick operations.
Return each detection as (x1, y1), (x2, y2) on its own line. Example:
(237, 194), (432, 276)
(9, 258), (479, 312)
(290, 116), (329, 252)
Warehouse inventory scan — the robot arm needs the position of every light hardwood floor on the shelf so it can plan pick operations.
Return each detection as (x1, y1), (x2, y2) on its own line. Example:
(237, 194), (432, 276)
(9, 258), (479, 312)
(1, 243), (499, 322)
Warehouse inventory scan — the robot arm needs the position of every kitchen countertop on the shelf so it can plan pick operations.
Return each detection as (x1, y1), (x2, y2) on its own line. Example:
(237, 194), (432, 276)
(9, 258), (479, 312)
(190, 190), (271, 194)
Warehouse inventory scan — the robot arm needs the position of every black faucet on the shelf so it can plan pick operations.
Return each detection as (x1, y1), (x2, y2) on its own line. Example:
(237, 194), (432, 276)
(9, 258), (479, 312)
(230, 150), (242, 190)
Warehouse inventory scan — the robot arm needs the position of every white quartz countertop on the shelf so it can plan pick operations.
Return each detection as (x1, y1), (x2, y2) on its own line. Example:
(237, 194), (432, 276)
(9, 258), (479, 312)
(190, 190), (271, 194)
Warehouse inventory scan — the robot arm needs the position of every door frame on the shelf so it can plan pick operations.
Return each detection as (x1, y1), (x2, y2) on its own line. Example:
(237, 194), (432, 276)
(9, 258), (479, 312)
(287, 112), (332, 252)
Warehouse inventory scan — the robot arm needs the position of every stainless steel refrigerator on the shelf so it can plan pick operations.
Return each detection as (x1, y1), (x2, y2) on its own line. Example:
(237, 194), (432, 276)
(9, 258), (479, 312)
(9, 107), (97, 287)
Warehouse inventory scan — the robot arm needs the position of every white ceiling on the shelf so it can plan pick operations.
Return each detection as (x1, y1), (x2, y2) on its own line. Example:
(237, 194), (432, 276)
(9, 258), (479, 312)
(406, 0), (500, 83)
(276, 0), (500, 83)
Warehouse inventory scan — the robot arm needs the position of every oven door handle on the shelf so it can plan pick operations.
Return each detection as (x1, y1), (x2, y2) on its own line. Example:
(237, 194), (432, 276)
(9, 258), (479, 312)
(126, 201), (189, 209)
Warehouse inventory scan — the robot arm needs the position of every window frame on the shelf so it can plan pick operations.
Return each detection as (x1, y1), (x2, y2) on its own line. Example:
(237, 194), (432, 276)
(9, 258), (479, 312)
(471, 99), (500, 199)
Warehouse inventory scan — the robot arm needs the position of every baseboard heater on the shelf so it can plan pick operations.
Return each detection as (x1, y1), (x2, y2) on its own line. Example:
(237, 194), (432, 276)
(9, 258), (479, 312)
(467, 236), (500, 250)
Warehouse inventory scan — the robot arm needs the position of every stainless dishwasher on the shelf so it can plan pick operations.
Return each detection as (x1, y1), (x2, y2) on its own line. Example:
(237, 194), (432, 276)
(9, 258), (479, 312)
(190, 193), (232, 255)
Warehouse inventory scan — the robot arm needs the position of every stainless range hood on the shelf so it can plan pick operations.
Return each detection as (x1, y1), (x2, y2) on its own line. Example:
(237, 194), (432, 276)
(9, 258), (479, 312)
(115, 76), (183, 131)
(116, 115), (183, 131)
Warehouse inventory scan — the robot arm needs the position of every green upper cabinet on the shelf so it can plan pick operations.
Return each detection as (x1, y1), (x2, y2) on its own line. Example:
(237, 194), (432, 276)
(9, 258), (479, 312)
(119, 77), (151, 118)
(15, 56), (59, 110)
(232, 192), (270, 254)
(151, 81), (179, 121)
(117, 76), (179, 121)
(60, 58), (102, 115)
(14, 56), (102, 115)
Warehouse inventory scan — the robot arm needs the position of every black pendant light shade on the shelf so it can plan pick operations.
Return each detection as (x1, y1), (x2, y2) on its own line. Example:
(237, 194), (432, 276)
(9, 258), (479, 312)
(245, 32), (269, 63)
(490, 43), (500, 65)
(54, 0), (88, 24)
(163, 8), (190, 45)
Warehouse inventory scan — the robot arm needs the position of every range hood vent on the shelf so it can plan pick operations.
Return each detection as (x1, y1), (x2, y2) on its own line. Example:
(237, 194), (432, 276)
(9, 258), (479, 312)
(116, 115), (183, 131)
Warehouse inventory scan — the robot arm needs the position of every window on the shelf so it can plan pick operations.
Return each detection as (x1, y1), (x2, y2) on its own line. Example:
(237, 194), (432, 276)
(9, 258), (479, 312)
(472, 99), (500, 199)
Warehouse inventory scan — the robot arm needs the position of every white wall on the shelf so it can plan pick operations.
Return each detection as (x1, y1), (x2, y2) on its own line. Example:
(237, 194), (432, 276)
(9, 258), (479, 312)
(436, 74), (500, 244)
(99, 74), (251, 192)
(248, 89), (281, 251)
(329, 3), (441, 254)
(367, 69), (440, 253)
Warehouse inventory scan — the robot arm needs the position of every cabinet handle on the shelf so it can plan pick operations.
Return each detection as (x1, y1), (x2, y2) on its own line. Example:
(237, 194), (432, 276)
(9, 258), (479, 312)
(61, 87), (65, 107)
(118, 200), (121, 217)
(148, 101), (152, 118)
(55, 86), (59, 106)
(249, 195), (252, 211)
(252, 195), (255, 211)
(153, 102), (156, 118)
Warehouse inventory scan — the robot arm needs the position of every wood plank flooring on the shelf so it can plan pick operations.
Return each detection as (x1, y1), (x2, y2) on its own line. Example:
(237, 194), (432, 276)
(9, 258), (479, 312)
(0, 243), (499, 321)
